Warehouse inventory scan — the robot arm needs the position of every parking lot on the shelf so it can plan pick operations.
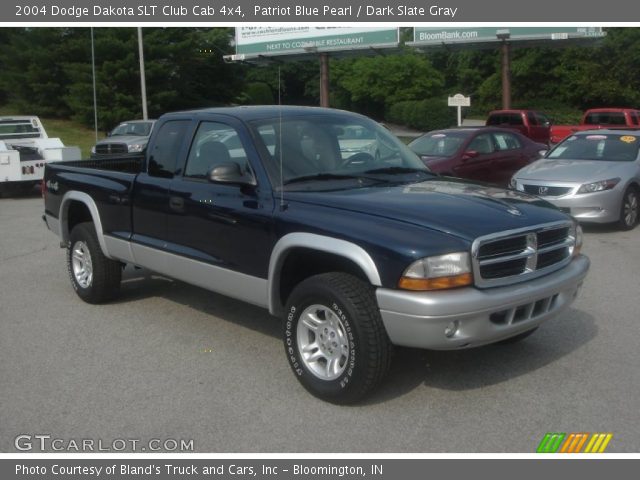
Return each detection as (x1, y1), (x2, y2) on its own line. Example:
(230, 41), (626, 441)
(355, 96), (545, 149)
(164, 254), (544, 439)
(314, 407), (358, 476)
(1, 193), (639, 452)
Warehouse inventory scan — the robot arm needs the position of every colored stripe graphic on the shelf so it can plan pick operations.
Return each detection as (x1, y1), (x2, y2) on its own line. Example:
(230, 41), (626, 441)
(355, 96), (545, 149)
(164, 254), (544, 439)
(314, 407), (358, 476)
(584, 433), (613, 453)
(537, 433), (613, 453)
(537, 433), (566, 453)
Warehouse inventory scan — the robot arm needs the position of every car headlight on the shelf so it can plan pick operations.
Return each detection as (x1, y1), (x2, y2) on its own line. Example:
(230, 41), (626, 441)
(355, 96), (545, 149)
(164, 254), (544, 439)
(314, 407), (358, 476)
(90, 145), (96, 154)
(398, 252), (473, 291)
(571, 222), (583, 257)
(576, 178), (620, 194)
(127, 143), (145, 153)
(509, 177), (518, 190)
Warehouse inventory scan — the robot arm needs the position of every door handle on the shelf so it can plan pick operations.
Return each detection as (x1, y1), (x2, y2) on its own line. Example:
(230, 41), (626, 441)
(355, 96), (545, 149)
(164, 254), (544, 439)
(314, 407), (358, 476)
(169, 196), (185, 212)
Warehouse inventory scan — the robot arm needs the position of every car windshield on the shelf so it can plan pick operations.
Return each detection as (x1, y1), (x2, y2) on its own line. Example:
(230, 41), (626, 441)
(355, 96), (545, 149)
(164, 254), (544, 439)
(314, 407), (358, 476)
(250, 114), (430, 190)
(409, 132), (468, 157)
(110, 122), (153, 137)
(548, 134), (640, 162)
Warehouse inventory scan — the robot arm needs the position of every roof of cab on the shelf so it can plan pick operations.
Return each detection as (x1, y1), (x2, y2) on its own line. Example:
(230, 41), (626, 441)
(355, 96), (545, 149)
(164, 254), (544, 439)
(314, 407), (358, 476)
(160, 105), (364, 122)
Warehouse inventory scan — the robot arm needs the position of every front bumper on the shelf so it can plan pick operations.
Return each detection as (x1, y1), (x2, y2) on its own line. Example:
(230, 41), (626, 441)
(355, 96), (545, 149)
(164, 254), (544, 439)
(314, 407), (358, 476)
(376, 255), (589, 350)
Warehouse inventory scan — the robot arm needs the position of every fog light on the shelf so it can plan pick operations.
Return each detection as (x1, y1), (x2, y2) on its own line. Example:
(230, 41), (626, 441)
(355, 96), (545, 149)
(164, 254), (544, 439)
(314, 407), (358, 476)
(444, 320), (459, 338)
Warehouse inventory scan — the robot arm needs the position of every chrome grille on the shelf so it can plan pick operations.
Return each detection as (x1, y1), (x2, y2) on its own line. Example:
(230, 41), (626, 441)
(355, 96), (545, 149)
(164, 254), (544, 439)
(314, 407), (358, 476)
(472, 221), (576, 288)
(523, 184), (573, 197)
(95, 143), (128, 155)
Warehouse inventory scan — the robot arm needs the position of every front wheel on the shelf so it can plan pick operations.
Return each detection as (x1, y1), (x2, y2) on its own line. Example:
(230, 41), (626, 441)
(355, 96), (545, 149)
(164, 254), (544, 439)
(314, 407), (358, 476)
(283, 273), (392, 404)
(67, 222), (122, 304)
(618, 186), (639, 231)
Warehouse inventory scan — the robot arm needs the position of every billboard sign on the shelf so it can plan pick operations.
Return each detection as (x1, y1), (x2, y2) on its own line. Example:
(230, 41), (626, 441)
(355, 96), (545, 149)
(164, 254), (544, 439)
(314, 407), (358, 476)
(411, 27), (605, 46)
(230, 27), (399, 61)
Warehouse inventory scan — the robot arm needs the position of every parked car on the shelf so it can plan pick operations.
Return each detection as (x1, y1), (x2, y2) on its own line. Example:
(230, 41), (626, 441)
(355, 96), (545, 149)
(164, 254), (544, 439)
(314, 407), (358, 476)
(550, 108), (640, 144)
(91, 119), (155, 158)
(486, 109), (552, 145)
(0, 116), (80, 197)
(511, 130), (640, 230)
(408, 127), (547, 187)
(43, 106), (588, 403)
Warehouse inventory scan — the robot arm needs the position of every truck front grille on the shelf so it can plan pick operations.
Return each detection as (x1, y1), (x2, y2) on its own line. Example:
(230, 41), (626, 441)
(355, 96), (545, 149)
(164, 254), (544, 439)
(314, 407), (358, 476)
(95, 143), (128, 155)
(472, 221), (576, 288)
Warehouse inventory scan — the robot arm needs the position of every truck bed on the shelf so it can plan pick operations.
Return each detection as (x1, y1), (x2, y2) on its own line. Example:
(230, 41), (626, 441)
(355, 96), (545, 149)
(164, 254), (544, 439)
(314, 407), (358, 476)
(56, 155), (145, 174)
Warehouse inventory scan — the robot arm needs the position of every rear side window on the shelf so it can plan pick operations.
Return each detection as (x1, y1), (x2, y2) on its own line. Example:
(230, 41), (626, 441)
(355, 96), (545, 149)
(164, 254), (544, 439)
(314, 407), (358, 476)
(147, 120), (190, 178)
(184, 122), (249, 179)
(526, 112), (538, 125)
(488, 113), (523, 126)
(584, 112), (627, 125)
(493, 132), (522, 151)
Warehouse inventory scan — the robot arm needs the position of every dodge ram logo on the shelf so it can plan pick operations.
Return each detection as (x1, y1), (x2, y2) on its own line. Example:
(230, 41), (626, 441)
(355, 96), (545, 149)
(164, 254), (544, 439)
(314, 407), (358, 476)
(538, 186), (549, 195)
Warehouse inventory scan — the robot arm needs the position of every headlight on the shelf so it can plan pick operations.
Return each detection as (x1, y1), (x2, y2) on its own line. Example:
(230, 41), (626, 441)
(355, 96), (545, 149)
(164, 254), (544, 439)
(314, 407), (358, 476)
(571, 222), (583, 257)
(90, 145), (96, 154)
(398, 252), (473, 291)
(509, 177), (518, 189)
(576, 178), (620, 194)
(128, 143), (145, 153)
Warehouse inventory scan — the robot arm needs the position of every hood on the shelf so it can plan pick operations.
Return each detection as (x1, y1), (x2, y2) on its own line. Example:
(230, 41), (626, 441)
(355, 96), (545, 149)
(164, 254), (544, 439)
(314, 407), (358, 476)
(515, 158), (630, 183)
(285, 178), (567, 241)
(96, 135), (149, 146)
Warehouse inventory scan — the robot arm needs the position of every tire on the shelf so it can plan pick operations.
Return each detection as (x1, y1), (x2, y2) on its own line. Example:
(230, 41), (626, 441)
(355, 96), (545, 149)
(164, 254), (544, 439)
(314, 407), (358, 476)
(618, 186), (639, 231)
(67, 222), (122, 304)
(497, 327), (538, 345)
(283, 272), (392, 404)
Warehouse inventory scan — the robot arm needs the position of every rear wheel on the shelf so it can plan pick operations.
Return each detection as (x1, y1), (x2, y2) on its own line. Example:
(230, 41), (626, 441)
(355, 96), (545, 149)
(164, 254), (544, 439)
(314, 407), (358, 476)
(283, 272), (392, 404)
(67, 222), (122, 303)
(618, 186), (639, 231)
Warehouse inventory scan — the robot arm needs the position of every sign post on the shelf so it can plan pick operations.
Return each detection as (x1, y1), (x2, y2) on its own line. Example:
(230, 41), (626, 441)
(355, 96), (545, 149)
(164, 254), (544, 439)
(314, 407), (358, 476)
(448, 94), (471, 126)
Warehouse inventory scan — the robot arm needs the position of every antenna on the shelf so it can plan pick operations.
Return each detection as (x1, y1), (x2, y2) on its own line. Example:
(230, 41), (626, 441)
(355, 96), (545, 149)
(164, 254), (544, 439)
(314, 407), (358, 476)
(278, 66), (285, 209)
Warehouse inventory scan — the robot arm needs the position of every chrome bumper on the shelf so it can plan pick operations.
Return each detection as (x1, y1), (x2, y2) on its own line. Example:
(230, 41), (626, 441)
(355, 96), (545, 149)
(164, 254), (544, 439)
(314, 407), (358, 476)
(376, 255), (590, 350)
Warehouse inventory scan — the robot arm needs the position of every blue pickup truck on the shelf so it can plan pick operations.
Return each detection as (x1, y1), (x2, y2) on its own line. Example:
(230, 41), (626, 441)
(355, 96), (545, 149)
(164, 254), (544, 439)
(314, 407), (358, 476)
(43, 106), (589, 403)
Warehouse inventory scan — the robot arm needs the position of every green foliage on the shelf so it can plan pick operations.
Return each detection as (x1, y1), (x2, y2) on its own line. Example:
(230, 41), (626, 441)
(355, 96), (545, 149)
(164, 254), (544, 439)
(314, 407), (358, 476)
(236, 82), (274, 105)
(387, 98), (457, 131)
(1, 27), (639, 132)
(332, 52), (445, 118)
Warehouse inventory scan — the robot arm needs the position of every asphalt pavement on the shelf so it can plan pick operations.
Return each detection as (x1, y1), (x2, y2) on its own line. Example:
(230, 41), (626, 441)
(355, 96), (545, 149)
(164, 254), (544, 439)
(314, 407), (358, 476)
(1, 194), (639, 452)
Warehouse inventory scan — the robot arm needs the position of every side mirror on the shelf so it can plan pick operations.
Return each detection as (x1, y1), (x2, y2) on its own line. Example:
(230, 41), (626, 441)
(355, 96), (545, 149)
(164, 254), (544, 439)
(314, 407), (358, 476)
(106, 131), (112, 137)
(208, 162), (255, 185)
(462, 150), (479, 161)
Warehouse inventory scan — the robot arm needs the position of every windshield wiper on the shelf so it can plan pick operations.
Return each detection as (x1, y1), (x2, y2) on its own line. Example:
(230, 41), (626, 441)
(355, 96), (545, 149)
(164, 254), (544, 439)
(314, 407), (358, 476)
(363, 166), (432, 175)
(283, 173), (361, 185)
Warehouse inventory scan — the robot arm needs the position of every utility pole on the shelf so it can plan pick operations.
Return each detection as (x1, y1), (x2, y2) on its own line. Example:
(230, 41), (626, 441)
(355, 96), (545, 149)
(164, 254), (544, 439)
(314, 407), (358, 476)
(496, 30), (512, 110)
(319, 53), (330, 108)
(90, 28), (98, 141)
(137, 27), (148, 120)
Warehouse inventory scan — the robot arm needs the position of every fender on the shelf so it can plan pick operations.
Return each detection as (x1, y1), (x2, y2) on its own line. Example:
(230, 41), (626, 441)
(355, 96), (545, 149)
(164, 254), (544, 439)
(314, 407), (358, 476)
(59, 190), (112, 258)
(267, 232), (382, 315)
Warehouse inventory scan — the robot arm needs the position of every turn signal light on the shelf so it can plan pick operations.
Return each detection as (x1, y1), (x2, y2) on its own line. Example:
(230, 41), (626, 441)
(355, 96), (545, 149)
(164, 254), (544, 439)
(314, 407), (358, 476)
(398, 273), (473, 291)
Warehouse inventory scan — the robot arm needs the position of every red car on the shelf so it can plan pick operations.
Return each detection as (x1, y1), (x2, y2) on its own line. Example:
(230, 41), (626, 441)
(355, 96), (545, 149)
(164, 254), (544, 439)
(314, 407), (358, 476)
(408, 127), (547, 187)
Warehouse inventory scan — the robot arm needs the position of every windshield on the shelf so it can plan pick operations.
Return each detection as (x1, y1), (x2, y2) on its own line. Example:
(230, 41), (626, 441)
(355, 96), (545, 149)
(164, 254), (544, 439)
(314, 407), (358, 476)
(250, 114), (429, 190)
(409, 132), (468, 157)
(111, 121), (153, 137)
(548, 134), (640, 162)
(0, 119), (41, 139)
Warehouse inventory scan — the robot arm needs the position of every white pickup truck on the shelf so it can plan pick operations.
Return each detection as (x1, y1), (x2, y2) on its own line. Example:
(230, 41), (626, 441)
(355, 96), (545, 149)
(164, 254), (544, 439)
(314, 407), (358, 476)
(0, 116), (81, 196)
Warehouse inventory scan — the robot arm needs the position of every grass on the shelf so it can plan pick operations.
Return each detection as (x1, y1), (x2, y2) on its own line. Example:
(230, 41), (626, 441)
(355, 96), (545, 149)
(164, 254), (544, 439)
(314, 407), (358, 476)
(0, 106), (103, 158)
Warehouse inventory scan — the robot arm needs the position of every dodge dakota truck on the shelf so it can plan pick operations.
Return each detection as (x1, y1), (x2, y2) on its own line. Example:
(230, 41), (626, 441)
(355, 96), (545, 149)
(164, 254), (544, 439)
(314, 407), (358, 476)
(550, 108), (640, 144)
(43, 106), (589, 403)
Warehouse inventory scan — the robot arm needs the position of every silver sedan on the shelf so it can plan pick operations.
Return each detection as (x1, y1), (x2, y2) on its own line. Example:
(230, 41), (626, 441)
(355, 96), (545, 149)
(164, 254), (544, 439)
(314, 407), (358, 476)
(511, 130), (640, 230)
